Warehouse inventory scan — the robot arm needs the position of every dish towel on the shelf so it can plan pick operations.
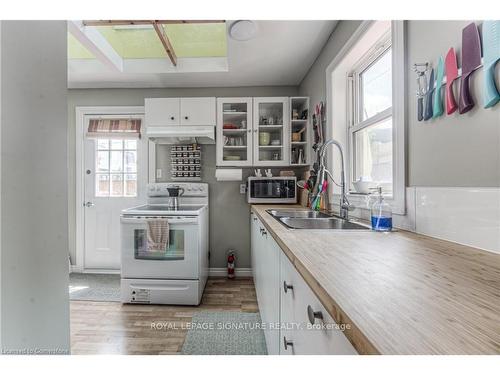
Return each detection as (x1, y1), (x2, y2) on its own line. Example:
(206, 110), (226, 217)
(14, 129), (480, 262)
(147, 219), (169, 251)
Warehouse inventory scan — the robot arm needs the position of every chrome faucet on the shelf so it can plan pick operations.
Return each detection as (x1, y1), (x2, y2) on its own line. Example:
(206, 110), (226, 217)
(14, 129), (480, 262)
(314, 138), (353, 220)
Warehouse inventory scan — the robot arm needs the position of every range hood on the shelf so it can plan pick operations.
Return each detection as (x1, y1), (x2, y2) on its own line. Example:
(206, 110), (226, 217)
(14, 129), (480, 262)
(146, 126), (215, 144)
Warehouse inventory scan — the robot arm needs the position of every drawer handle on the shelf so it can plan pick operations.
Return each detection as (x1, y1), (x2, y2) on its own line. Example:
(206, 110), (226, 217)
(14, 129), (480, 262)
(170, 116), (175, 120)
(184, 116), (189, 120)
(283, 281), (293, 294)
(283, 336), (293, 351)
(307, 305), (323, 324)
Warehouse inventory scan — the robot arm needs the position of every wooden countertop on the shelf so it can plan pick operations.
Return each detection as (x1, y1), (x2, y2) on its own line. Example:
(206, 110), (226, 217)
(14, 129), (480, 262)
(251, 204), (500, 354)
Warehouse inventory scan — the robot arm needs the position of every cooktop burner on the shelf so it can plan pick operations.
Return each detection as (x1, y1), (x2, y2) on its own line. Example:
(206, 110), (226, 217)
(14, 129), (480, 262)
(121, 204), (207, 216)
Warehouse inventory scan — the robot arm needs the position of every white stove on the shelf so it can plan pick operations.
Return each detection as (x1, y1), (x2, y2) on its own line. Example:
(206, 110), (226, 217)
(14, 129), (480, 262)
(120, 182), (209, 305)
(122, 204), (206, 216)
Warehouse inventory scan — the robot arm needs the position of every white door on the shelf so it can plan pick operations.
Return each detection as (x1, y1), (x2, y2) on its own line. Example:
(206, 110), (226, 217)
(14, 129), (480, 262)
(180, 97), (216, 126)
(83, 115), (148, 270)
(253, 97), (290, 166)
(120, 216), (200, 279)
(145, 98), (180, 126)
(216, 97), (253, 167)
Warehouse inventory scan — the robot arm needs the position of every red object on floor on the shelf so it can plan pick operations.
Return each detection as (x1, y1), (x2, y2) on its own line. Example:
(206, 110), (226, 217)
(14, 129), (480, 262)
(227, 252), (235, 279)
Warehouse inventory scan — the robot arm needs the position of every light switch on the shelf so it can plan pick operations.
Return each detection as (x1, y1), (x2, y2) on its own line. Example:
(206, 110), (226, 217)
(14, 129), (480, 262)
(240, 184), (246, 194)
(156, 169), (162, 179)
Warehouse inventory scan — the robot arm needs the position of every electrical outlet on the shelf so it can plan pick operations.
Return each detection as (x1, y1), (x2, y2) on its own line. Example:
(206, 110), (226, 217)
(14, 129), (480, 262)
(156, 169), (162, 179)
(240, 184), (246, 194)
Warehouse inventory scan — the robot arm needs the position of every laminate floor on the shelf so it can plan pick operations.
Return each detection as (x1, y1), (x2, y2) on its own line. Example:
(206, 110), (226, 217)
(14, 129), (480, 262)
(70, 277), (259, 354)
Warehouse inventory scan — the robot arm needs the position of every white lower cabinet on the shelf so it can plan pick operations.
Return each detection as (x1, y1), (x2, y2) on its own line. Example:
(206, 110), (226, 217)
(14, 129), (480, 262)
(280, 253), (357, 355)
(250, 213), (280, 355)
(251, 212), (357, 355)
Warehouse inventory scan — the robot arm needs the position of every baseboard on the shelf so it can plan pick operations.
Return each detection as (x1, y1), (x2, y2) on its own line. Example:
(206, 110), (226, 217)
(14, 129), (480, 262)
(208, 268), (253, 277)
(70, 267), (120, 275)
(70, 265), (81, 273)
(70, 267), (252, 277)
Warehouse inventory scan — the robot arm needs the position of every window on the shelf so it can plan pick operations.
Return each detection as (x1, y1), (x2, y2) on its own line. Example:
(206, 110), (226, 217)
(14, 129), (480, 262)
(326, 21), (405, 214)
(349, 36), (393, 195)
(95, 139), (137, 197)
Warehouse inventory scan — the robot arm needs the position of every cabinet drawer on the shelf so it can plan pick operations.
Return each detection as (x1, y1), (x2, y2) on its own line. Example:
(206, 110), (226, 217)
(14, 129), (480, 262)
(280, 253), (357, 355)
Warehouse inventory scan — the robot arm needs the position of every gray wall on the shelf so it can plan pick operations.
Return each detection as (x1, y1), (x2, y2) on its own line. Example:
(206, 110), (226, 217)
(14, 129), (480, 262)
(1, 21), (70, 353)
(67, 86), (299, 268)
(407, 21), (500, 187)
(299, 20), (500, 188)
(156, 145), (306, 268)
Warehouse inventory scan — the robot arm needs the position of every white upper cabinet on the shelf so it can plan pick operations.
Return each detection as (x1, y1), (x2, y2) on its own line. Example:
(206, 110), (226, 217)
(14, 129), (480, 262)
(145, 98), (180, 127)
(145, 97), (216, 127)
(180, 97), (216, 126)
(216, 97), (253, 167)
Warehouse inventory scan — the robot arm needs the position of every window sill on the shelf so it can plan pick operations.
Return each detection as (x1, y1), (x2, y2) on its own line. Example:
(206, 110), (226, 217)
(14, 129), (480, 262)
(331, 192), (404, 215)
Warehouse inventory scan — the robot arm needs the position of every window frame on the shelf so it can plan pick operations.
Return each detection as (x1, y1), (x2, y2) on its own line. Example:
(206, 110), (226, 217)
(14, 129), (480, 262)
(325, 21), (406, 215)
(94, 138), (138, 198)
(348, 34), (393, 195)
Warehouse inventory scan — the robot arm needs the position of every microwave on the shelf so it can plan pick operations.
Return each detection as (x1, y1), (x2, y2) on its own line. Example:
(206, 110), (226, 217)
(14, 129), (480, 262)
(247, 176), (297, 204)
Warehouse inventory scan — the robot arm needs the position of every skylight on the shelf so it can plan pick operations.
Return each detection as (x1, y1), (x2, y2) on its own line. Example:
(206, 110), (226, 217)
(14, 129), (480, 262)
(68, 22), (227, 60)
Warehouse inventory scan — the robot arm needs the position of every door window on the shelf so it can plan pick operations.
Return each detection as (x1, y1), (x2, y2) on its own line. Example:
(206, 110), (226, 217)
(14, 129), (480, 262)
(134, 229), (185, 261)
(95, 139), (137, 197)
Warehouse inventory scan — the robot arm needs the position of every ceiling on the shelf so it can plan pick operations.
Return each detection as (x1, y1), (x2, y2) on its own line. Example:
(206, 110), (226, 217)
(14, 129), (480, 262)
(68, 20), (337, 88)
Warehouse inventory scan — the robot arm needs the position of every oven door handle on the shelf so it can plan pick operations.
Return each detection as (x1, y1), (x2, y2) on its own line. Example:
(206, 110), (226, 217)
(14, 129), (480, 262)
(120, 216), (198, 225)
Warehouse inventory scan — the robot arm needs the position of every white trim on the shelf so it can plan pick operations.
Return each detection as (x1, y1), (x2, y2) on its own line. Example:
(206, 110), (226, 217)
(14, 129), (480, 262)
(148, 140), (156, 183)
(75, 106), (145, 272)
(208, 268), (253, 277)
(69, 267), (254, 278)
(326, 21), (406, 215)
(68, 21), (123, 72)
(70, 267), (120, 275)
(391, 20), (407, 215)
(68, 57), (228, 74)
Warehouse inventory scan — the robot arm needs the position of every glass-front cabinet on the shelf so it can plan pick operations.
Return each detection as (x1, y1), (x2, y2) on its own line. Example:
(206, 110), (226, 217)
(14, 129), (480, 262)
(253, 97), (289, 166)
(216, 97), (253, 167)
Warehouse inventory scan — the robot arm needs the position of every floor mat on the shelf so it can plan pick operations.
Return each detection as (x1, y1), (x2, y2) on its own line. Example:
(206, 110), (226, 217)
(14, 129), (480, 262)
(69, 273), (121, 302)
(181, 311), (267, 355)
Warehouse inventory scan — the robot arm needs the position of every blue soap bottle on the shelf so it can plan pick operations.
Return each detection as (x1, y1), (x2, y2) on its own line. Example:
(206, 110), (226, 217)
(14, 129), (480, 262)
(371, 187), (392, 232)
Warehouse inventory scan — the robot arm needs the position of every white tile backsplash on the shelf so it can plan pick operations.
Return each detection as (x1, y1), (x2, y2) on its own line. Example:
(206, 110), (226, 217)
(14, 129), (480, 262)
(415, 187), (500, 254)
(331, 186), (500, 254)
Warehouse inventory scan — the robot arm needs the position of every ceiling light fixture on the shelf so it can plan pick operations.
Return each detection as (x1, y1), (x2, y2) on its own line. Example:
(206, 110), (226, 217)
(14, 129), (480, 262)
(229, 20), (257, 41)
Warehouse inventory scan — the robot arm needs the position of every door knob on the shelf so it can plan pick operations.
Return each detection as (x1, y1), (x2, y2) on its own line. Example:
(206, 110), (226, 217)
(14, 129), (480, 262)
(283, 336), (293, 351)
(283, 281), (293, 294)
(84, 201), (95, 208)
(307, 305), (323, 324)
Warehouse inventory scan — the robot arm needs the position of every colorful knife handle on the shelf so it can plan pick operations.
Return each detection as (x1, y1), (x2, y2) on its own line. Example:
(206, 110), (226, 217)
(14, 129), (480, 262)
(446, 79), (457, 114)
(483, 64), (500, 109)
(433, 84), (444, 117)
(459, 73), (475, 114)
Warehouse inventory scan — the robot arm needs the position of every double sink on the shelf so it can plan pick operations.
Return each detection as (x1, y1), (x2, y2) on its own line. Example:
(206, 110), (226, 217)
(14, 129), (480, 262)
(266, 209), (370, 230)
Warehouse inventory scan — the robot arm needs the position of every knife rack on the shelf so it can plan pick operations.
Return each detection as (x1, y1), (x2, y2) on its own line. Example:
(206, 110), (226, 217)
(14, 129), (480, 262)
(414, 57), (485, 91)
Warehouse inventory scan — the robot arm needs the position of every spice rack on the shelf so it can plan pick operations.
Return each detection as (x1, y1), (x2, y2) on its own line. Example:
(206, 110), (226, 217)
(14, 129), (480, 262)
(170, 144), (202, 181)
